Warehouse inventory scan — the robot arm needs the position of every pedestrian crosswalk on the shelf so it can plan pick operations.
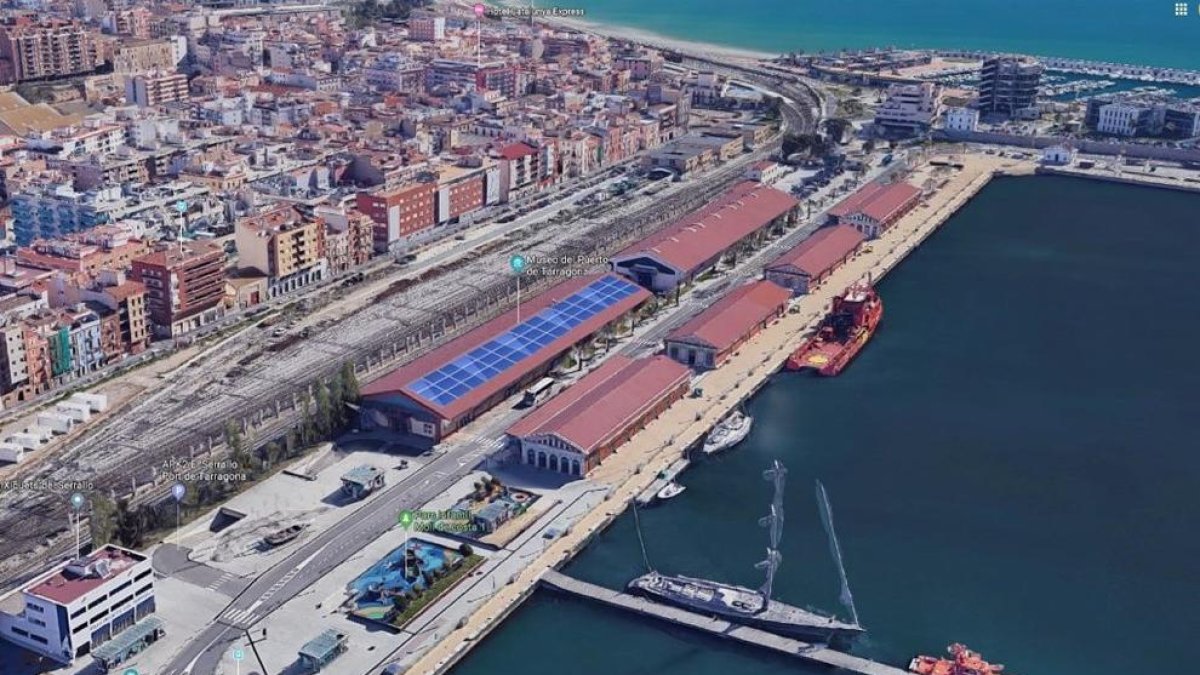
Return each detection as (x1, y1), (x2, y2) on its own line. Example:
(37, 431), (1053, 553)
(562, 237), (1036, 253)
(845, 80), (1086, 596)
(218, 607), (258, 627)
(206, 571), (237, 593)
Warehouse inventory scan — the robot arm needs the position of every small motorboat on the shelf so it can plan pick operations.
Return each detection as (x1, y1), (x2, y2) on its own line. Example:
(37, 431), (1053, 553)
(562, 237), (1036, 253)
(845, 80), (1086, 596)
(702, 410), (753, 455)
(657, 482), (686, 501)
(263, 523), (308, 547)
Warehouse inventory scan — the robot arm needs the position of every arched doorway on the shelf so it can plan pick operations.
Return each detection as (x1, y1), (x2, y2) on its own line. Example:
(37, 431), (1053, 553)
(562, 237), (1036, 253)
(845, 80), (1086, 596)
(549, 455), (559, 472)
(571, 460), (581, 476)
(537, 452), (547, 468)
(526, 449), (535, 465)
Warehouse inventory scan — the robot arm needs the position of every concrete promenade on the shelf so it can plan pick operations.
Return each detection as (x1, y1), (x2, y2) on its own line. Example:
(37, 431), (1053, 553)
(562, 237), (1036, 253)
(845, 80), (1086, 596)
(401, 154), (1031, 675)
(540, 570), (908, 675)
(1038, 164), (1200, 194)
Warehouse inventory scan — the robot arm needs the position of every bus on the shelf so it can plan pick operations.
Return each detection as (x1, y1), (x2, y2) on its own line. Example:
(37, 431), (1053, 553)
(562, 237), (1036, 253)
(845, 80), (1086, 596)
(521, 377), (556, 407)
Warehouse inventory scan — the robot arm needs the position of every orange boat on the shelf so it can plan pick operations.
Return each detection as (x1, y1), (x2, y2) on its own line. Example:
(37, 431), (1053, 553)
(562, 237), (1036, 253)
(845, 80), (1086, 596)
(909, 643), (1008, 675)
(786, 282), (882, 376)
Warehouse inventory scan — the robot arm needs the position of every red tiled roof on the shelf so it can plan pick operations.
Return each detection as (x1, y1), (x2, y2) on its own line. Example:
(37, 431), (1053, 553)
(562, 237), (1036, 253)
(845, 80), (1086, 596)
(26, 546), (146, 606)
(766, 225), (865, 278)
(506, 355), (689, 455)
(495, 142), (537, 160)
(666, 280), (790, 352)
(104, 280), (146, 302)
(362, 273), (651, 421)
(827, 181), (921, 224)
(614, 182), (797, 275)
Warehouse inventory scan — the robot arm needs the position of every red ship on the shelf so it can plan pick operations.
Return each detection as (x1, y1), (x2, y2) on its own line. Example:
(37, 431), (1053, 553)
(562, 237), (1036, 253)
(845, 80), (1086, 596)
(909, 643), (1008, 675)
(786, 282), (882, 376)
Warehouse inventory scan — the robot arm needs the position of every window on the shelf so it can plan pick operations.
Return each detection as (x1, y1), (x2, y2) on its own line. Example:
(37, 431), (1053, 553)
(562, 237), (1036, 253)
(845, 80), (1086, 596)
(24, 603), (44, 613)
(134, 569), (152, 582)
(11, 627), (28, 637)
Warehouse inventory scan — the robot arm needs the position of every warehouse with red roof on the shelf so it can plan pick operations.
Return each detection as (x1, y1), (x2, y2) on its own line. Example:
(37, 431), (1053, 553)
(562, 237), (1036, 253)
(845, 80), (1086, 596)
(506, 355), (691, 476)
(764, 224), (867, 294)
(610, 182), (798, 292)
(360, 273), (650, 442)
(664, 280), (791, 370)
(826, 180), (921, 239)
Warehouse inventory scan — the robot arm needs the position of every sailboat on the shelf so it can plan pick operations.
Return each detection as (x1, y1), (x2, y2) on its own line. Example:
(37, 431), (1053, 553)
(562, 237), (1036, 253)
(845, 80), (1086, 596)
(626, 461), (864, 644)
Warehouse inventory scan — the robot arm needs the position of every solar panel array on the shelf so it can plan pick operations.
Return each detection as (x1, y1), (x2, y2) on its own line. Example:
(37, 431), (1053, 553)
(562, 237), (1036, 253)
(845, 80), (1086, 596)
(407, 276), (641, 408)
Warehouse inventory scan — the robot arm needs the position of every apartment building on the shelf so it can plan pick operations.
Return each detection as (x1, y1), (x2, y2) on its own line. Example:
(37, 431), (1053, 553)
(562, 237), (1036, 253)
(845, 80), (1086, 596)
(408, 16), (445, 42)
(356, 182), (437, 252)
(874, 82), (943, 134)
(978, 55), (1043, 118)
(111, 38), (175, 73)
(126, 71), (188, 107)
(234, 204), (328, 298)
(0, 17), (99, 84)
(129, 241), (225, 337)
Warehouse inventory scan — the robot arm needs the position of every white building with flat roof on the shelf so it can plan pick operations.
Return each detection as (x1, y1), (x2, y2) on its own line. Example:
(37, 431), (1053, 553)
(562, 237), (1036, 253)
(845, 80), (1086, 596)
(874, 82), (943, 134)
(943, 106), (979, 133)
(0, 545), (157, 665)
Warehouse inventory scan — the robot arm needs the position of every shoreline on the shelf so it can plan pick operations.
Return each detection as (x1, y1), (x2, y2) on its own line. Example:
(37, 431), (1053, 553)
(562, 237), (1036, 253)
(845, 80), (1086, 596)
(462, 0), (776, 62)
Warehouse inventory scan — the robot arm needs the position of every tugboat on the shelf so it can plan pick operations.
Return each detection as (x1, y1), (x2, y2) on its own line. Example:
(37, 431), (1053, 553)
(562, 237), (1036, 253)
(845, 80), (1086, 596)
(627, 462), (864, 644)
(702, 410), (753, 455)
(910, 643), (1009, 675)
(263, 523), (308, 547)
(656, 481), (686, 501)
(787, 282), (882, 376)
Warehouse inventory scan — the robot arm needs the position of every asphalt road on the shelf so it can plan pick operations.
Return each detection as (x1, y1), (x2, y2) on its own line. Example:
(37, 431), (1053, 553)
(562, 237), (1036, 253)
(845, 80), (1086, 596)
(161, 410), (516, 675)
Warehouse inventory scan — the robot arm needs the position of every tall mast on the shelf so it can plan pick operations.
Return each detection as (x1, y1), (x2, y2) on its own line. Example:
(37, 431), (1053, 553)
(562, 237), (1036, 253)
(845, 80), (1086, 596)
(756, 460), (787, 600)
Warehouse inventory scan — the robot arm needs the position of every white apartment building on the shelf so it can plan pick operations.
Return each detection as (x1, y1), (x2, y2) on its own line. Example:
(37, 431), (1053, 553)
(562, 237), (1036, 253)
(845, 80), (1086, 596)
(874, 82), (943, 134)
(0, 545), (157, 666)
(1096, 102), (1149, 136)
(942, 106), (980, 133)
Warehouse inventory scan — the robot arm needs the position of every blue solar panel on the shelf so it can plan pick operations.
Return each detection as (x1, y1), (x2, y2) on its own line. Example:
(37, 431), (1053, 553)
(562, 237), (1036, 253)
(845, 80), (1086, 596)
(406, 276), (640, 408)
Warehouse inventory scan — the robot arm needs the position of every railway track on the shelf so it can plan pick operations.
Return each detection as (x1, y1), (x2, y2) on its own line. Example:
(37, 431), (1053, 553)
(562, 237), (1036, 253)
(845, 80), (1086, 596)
(0, 72), (820, 591)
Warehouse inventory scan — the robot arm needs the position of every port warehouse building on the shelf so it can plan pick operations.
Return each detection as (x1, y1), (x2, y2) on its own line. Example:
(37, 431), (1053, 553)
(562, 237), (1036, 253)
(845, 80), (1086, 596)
(826, 180), (921, 239)
(359, 273), (651, 442)
(505, 355), (691, 476)
(0, 545), (159, 668)
(609, 181), (799, 293)
(664, 280), (792, 371)
(763, 224), (867, 295)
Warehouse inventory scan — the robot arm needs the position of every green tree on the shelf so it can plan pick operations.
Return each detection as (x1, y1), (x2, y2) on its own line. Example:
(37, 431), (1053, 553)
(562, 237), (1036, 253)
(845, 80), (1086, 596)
(314, 382), (333, 436)
(341, 361), (360, 403)
(263, 441), (283, 470)
(88, 492), (117, 547)
(300, 398), (316, 445)
(114, 500), (147, 548)
(225, 421), (249, 470)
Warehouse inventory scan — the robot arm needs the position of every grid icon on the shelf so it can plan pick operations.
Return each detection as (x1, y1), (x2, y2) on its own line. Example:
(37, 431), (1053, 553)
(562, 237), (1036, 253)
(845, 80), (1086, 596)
(1175, 2), (1188, 16)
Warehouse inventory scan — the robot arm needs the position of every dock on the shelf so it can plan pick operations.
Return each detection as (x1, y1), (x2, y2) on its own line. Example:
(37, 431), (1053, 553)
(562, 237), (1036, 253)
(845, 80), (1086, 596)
(540, 570), (908, 675)
(635, 455), (692, 507)
(408, 155), (1026, 675)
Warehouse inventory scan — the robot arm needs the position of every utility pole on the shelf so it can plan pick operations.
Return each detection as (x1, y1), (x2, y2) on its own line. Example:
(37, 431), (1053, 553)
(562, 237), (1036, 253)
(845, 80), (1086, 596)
(244, 627), (269, 675)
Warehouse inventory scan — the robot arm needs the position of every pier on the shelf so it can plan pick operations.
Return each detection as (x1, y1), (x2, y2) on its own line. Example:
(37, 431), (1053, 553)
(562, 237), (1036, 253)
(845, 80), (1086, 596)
(539, 570), (907, 675)
(409, 154), (1027, 675)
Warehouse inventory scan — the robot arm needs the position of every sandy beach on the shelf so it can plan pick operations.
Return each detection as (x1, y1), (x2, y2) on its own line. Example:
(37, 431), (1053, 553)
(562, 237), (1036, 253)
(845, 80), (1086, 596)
(440, 0), (777, 63)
